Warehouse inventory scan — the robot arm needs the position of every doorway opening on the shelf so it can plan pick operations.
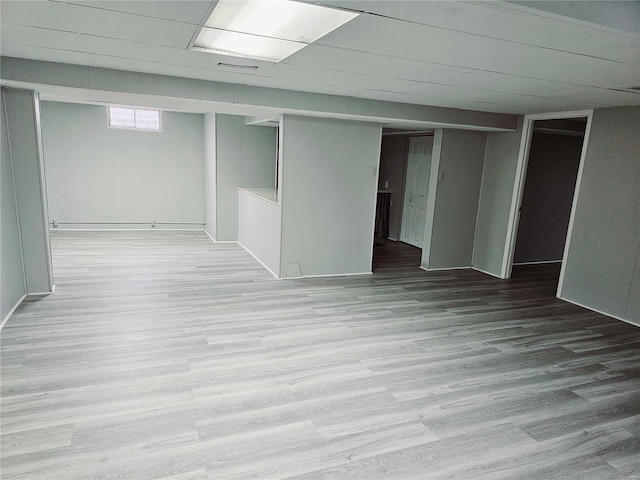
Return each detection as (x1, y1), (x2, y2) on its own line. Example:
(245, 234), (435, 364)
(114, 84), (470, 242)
(373, 129), (434, 272)
(505, 112), (591, 289)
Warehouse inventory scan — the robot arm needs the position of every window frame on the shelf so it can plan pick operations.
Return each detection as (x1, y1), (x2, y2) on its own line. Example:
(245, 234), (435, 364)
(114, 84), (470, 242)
(107, 106), (162, 132)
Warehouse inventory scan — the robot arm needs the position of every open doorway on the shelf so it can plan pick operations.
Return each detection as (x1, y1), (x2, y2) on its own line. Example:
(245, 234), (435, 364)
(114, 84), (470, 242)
(505, 112), (591, 287)
(373, 130), (433, 271)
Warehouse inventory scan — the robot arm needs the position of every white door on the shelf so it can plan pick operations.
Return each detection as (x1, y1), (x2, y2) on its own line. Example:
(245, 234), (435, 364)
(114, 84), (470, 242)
(400, 136), (433, 248)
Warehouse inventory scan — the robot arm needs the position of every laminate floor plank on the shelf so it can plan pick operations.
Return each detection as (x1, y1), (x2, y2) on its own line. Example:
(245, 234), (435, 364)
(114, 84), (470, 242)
(1, 232), (638, 479)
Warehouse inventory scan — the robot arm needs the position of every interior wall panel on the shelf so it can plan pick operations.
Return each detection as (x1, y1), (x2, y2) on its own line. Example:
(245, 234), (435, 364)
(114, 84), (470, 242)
(3, 88), (52, 294)
(279, 115), (382, 277)
(560, 106), (640, 324)
(204, 113), (217, 239)
(0, 88), (26, 321)
(473, 116), (524, 276)
(423, 129), (487, 269)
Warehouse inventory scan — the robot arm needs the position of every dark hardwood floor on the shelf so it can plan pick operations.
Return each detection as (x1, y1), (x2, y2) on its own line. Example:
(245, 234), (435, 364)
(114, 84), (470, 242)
(1, 231), (639, 479)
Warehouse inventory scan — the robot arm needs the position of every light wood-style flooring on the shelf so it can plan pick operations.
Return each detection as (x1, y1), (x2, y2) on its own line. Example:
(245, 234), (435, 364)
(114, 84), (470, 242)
(1, 231), (639, 479)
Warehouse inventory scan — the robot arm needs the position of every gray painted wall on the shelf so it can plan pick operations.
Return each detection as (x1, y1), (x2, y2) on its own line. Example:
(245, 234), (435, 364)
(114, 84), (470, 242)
(3, 88), (52, 294)
(473, 116), (524, 276)
(514, 132), (582, 264)
(422, 129), (487, 269)
(213, 114), (277, 241)
(204, 113), (216, 239)
(378, 135), (407, 241)
(279, 115), (382, 277)
(1, 89), (26, 321)
(40, 101), (204, 229)
(560, 106), (640, 323)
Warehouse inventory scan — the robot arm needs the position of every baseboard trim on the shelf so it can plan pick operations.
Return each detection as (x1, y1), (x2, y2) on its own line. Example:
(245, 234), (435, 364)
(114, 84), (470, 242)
(557, 295), (639, 328)
(25, 287), (55, 300)
(204, 230), (216, 243)
(236, 241), (279, 279)
(1, 294), (26, 330)
(513, 260), (562, 266)
(420, 265), (472, 272)
(291, 271), (373, 280)
(204, 230), (238, 244)
(51, 228), (204, 232)
(472, 266), (504, 279)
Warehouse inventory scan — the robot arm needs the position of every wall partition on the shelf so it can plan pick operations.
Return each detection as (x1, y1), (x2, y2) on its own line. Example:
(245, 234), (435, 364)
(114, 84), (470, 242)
(1, 87), (54, 325)
(278, 115), (382, 278)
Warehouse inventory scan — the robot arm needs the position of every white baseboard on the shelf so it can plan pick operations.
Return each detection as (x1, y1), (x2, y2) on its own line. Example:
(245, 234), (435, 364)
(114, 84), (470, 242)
(204, 229), (238, 244)
(420, 265), (471, 272)
(558, 295), (640, 328)
(292, 271), (373, 279)
(1, 294), (26, 330)
(513, 260), (562, 266)
(472, 266), (505, 279)
(236, 241), (279, 279)
(51, 228), (204, 232)
(25, 289), (55, 300)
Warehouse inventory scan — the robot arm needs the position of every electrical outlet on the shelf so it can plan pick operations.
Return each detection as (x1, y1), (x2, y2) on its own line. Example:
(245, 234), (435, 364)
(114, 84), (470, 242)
(384, 180), (389, 188)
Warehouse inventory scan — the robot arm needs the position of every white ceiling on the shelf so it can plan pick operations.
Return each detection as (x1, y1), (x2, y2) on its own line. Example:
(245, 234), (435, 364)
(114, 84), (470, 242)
(1, 0), (639, 115)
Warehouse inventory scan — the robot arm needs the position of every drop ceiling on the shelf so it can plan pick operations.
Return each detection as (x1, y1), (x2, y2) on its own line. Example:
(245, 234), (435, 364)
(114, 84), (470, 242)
(0, 0), (639, 115)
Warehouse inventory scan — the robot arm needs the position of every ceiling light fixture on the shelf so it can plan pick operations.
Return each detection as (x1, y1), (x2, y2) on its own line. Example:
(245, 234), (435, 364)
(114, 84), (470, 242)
(192, 0), (358, 62)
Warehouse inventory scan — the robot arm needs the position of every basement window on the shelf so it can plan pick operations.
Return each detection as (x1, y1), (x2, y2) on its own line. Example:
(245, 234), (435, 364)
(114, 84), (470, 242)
(108, 107), (161, 131)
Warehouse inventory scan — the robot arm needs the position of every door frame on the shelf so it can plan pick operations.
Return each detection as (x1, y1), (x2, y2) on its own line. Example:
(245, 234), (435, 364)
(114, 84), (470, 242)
(501, 109), (593, 296)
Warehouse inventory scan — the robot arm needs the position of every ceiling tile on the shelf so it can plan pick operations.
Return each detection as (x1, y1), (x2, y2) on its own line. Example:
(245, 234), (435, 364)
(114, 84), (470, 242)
(0, 43), (93, 67)
(257, 63), (420, 93)
(495, 52), (640, 88)
(443, 71), (582, 96)
(91, 55), (257, 86)
(82, 36), (270, 72)
(67, 1), (214, 24)
(575, 33), (640, 67)
(285, 44), (472, 83)
(248, 75), (378, 100)
(1, 24), (86, 52)
(1, 0), (637, 115)
(68, 4), (199, 49)
(317, 15), (442, 61)
(547, 88), (640, 107)
(362, 1), (636, 63)
(0, 0), (76, 31)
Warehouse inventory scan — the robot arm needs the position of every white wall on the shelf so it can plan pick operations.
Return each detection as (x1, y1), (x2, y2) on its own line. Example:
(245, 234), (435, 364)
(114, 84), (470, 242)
(2, 88), (53, 295)
(560, 106), (640, 324)
(40, 101), (204, 229)
(473, 116), (524, 276)
(1, 88), (26, 322)
(213, 114), (277, 241)
(279, 115), (382, 277)
(422, 129), (487, 270)
(204, 113), (216, 239)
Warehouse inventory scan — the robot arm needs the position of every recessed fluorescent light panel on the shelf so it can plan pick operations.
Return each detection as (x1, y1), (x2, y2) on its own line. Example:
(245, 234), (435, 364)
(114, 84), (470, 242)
(192, 0), (358, 62)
